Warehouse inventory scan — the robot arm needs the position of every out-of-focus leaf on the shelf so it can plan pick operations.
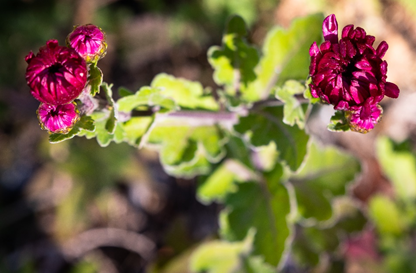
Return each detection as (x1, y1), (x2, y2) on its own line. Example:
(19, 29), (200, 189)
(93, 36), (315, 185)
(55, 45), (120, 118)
(237, 256), (276, 273)
(197, 159), (255, 204)
(247, 13), (324, 99)
(234, 105), (309, 171)
(88, 64), (103, 96)
(376, 137), (416, 201)
(293, 198), (366, 268)
(117, 86), (177, 112)
(275, 80), (309, 129)
(220, 165), (291, 266)
(368, 194), (406, 236)
(290, 142), (360, 221)
(208, 15), (259, 102)
(122, 117), (153, 146)
(190, 229), (254, 273)
(151, 73), (218, 110)
(145, 123), (225, 177)
(105, 107), (117, 134)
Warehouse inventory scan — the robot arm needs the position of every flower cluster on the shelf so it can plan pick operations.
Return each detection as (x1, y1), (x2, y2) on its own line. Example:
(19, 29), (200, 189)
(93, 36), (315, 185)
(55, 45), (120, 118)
(25, 24), (106, 133)
(309, 14), (400, 133)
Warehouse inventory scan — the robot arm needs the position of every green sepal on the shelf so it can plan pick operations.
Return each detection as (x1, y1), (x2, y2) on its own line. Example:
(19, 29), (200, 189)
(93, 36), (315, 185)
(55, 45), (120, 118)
(88, 64), (103, 96)
(327, 110), (350, 132)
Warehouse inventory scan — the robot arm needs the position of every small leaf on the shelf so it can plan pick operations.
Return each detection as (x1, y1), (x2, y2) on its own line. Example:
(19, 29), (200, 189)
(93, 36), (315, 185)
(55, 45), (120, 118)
(151, 74), (218, 110)
(190, 230), (255, 273)
(77, 115), (95, 132)
(122, 117), (153, 146)
(220, 165), (292, 266)
(49, 127), (80, 143)
(289, 141), (360, 221)
(146, 122), (226, 177)
(234, 105), (309, 171)
(117, 86), (177, 112)
(118, 87), (134, 98)
(275, 80), (309, 129)
(197, 160), (254, 204)
(88, 65), (103, 96)
(328, 110), (350, 132)
(105, 107), (117, 134)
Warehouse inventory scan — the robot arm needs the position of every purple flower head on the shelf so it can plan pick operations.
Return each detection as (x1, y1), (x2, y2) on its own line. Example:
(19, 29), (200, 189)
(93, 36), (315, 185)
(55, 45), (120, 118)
(25, 40), (88, 106)
(309, 14), (400, 132)
(66, 24), (107, 63)
(37, 102), (79, 134)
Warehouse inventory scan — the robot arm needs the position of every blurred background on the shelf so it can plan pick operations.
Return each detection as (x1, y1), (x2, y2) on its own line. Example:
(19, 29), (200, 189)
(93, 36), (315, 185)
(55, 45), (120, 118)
(1, 0), (416, 272)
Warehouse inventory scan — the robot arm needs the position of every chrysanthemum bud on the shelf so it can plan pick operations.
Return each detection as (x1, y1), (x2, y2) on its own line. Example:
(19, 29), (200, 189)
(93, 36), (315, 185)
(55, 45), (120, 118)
(66, 24), (107, 63)
(37, 102), (80, 134)
(25, 40), (88, 106)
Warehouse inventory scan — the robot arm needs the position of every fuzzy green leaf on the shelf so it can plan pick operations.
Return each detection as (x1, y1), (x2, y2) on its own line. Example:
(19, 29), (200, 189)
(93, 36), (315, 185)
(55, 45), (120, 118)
(88, 65), (103, 96)
(146, 123), (225, 177)
(234, 105), (309, 171)
(275, 80), (309, 129)
(220, 165), (291, 266)
(290, 142), (360, 221)
(49, 115), (96, 143)
(151, 74), (218, 110)
(190, 230), (254, 273)
(208, 15), (259, 98)
(117, 86), (177, 112)
(328, 110), (350, 132)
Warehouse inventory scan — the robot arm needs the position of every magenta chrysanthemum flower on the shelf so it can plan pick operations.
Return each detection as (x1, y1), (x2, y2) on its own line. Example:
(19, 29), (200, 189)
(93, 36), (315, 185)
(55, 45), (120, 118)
(37, 102), (80, 134)
(66, 24), (107, 63)
(309, 14), (400, 133)
(25, 40), (88, 106)
(346, 97), (383, 133)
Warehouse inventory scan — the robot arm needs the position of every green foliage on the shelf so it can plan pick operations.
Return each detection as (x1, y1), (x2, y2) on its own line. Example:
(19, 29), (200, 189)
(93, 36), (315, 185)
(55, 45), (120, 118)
(208, 15), (260, 101)
(290, 142), (360, 221)
(117, 86), (177, 112)
(327, 110), (350, 132)
(376, 136), (416, 201)
(275, 80), (309, 129)
(49, 115), (95, 143)
(88, 64), (103, 96)
(243, 13), (324, 101)
(220, 165), (291, 267)
(234, 105), (309, 171)
(151, 73), (219, 110)
(369, 194), (406, 236)
(190, 230), (254, 273)
(146, 123), (226, 177)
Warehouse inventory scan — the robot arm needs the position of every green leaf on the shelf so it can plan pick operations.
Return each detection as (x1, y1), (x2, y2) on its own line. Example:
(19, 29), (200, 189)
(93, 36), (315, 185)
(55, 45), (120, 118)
(327, 110), (350, 132)
(369, 194), (406, 236)
(49, 115), (96, 144)
(376, 137), (416, 201)
(105, 107), (117, 134)
(118, 87), (134, 98)
(237, 256), (276, 273)
(190, 229), (254, 273)
(220, 165), (292, 266)
(117, 86), (177, 112)
(234, 105), (309, 171)
(244, 13), (324, 100)
(208, 15), (259, 99)
(146, 123), (226, 177)
(289, 142), (360, 221)
(151, 74), (218, 110)
(292, 198), (366, 268)
(275, 80), (309, 129)
(88, 64), (103, 96)
(197, 159), (255, 204)
(122, 117), (154, 146)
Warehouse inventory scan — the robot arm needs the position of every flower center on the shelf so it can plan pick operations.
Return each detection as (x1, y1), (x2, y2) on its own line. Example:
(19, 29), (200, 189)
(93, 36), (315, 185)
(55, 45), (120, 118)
(48, 63), (63, 74)
(341, 60), (357, 80)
